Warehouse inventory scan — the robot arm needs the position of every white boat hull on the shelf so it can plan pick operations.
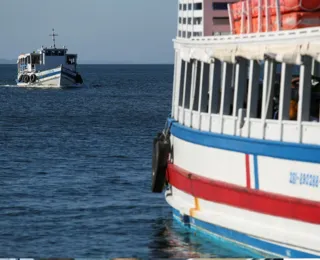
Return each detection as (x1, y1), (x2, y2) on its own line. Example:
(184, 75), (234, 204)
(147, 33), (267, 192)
(164, 118), (320, 258)
(16, 66), (84, 88)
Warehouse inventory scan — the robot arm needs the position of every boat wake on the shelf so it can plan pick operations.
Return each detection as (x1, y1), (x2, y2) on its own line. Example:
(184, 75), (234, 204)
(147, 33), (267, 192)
(0, 84), (18, 88)
(0, 83), (89, 89)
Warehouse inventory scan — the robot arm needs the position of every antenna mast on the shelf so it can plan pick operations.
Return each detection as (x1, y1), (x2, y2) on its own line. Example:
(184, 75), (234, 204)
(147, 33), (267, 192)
(49, 28), (58, 48)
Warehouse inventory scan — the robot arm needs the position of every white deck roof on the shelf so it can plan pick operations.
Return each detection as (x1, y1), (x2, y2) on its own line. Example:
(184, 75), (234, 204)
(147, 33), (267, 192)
(175, 27), (320, 65)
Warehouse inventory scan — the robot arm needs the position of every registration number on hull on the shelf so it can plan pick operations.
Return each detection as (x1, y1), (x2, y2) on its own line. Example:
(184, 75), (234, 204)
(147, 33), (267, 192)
(289, 172), (319, 188)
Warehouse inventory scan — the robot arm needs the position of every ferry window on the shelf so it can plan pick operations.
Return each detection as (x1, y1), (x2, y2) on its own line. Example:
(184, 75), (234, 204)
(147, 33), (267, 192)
(200, 63), (211, 113)
(274, 61), (319, 123)
(310, 81), (320, 122)
(27, 56), (31, 64)
(219, 62), (235, 115)
(31, 55), (40, 64)
(179, 61), (186, 106)
(212, 3), (228, 10)
(57, 50), (65, 56)
(67, 55), (77, 65)
(192, 61), (201, 111)
(184, 62), (193, 109)
(194, 3), (202, 10)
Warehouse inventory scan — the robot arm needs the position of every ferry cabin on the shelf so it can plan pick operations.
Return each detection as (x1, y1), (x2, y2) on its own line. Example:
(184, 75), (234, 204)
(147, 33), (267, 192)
(171, 30), (320, 147)
(17, 47), (78, 74)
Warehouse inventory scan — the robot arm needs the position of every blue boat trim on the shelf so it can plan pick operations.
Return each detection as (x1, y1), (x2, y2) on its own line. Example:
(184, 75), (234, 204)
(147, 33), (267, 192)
(172, 208), (319, 258)
(167, 118), (320, 164)
(61, 69), (77, 80)
(253, 155), (259, 189)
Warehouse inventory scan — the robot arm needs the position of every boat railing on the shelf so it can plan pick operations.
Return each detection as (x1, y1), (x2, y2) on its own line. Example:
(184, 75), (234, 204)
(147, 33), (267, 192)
(176, 106), (320, 145)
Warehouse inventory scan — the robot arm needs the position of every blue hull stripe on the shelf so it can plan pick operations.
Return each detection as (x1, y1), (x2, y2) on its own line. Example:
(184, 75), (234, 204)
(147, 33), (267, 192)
(172, 208), (319, 258)
(37, 71), (60, 80)
(29, 70), (76, 81)
(167, 118), (320, 164)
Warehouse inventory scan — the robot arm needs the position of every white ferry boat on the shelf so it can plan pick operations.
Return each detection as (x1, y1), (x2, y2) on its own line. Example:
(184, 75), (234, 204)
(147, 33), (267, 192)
(152, 0), (320, 258)
(16, 29), (84, 88)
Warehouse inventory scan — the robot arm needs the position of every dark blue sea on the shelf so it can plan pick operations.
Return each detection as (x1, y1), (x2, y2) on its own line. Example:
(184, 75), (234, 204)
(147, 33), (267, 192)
(0, 64), (258, 259)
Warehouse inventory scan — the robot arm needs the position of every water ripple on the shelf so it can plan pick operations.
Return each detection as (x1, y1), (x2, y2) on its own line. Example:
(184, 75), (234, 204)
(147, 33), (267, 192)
(0, 64), (253, 258)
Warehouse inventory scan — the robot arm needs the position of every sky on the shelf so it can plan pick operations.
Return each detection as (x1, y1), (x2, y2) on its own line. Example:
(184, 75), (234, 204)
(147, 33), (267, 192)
(0, 0), (177, 64)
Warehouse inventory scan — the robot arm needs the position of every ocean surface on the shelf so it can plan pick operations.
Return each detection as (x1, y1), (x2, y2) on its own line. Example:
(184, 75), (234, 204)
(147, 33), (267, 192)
(0, 64), (258, 259)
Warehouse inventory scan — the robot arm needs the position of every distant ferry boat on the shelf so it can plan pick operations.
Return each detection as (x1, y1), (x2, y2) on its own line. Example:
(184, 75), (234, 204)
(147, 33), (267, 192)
(152, 0), (320, 258)
(16, 29), (84, 88)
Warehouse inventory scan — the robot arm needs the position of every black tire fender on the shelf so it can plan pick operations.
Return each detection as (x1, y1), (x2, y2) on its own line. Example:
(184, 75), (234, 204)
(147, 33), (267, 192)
(30, 74), (37, 83)
(23, 75), (30, 83)
(151, 135), (171, 193)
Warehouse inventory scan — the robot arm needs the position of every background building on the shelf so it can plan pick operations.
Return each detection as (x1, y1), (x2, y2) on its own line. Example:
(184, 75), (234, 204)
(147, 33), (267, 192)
(177, 0), (239, 38)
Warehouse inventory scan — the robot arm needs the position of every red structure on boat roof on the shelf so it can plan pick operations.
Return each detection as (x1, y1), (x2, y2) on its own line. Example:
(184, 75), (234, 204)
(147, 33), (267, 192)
(228, 0), (320, 34)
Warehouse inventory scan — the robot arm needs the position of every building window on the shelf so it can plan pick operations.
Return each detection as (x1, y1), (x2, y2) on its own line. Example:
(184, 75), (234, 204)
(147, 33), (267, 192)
(194, 17), (202, 25)
(179, 4), (182, 10)
(193, 32), (202, 37)
(187, 32), (192, 38)
(194, 3), (202, 10)
(188, 3), (192, 10)
(178, 31), (182, 37)
(179, 17), (182, 24)
(182, 31), (186, 37)
(183, 4), (187, 10)
(188, 18), (192, 24)
(212, 31), (230, 36)
(183, 18), (186, 24)
(212, 2), (228, 10)
(212, 17), (229, 25)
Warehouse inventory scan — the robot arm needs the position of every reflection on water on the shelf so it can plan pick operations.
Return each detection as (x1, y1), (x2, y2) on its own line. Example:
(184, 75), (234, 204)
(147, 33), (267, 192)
(149, 216), (265, 259)
(149, 218), (204, 259)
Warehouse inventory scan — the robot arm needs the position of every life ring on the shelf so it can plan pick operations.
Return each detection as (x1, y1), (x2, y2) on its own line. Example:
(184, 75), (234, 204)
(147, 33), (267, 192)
(30, 74), (37, 83)
(23, 75), (30, 83)
(151, 133), (171, 193)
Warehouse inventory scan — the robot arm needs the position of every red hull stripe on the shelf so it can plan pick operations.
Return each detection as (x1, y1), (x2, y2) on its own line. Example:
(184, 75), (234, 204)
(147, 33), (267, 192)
(166, 163), (320, 224)
(245, 154), (251, 189)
